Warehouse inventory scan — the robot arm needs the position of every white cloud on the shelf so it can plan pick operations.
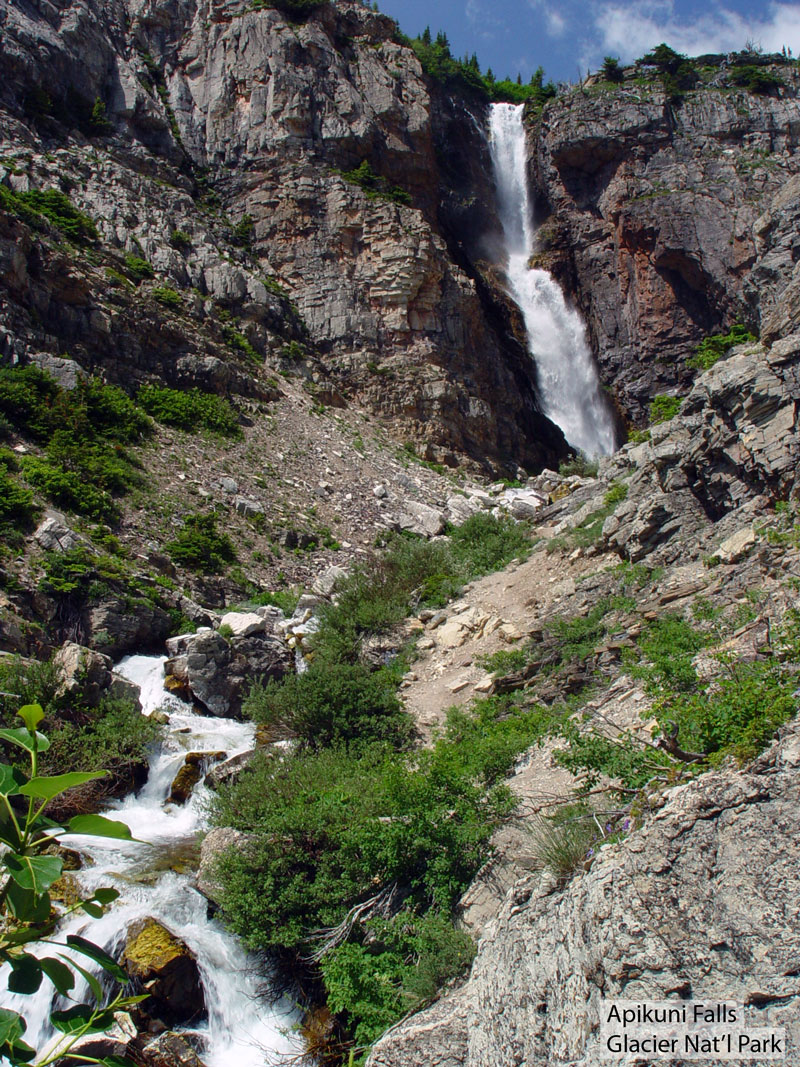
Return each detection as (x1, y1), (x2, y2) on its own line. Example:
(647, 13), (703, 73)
(587, 0), (800, 66)
(527, 0), (568, 37)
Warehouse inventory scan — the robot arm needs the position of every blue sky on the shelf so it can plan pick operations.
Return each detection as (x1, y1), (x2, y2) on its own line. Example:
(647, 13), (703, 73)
(376, 0), (800, 84)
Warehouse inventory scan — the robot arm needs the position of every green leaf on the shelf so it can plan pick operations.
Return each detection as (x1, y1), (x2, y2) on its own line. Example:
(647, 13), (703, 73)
(50, 1005), (116, 1035)
(81, 901), (104, 918)
(4, 879), (51, 923)
(102, 1057), (140, 1067)
(67, 813), (133, 840)
(4, 852), (62, 893)
(19, 770), (107, 801)
(0, 727), (50, 754)
(40, 956), (75, 995)
(0, 808), (24, 851)
(94, 887), (120, 905)
(0, 764), (27, 796)
(0, 1008), (25, 1045)
(7, 953), (43, 994)
(67, 958), (104, 1001)
(65, 935), (128, 983)
(17, 704), (44, 733)
(7, 1039), (36, 1063)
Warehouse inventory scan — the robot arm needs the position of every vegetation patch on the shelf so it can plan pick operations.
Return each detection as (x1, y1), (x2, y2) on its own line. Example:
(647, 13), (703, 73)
(339, 160), (411, 206)
(649, 394), (682, 424)
(0, 367), (150, 523)
(0, 185), (98, 243)
(137, 384), (241, 437)
(689, 323), (758, 371)
(166, 511), (237, 574)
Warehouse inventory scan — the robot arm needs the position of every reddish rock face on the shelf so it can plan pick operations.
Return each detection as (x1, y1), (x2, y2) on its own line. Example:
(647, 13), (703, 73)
(530, 74), (800, 424)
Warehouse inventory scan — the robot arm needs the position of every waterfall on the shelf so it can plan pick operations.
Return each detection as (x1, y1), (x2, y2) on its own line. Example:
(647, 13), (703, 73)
(488, 102), (617, 457)
(1, 655), (300, 1067)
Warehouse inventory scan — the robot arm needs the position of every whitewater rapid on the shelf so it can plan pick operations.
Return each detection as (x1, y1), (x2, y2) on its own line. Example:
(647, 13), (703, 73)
(1, 654), (299, 1067)
(489, 102), (617, 457)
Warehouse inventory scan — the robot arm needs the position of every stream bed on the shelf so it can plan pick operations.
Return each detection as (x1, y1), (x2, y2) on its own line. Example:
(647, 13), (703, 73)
(4, 653), (300, 1066)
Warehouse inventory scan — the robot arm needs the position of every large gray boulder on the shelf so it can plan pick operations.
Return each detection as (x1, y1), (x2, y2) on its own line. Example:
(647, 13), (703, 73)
(165, 628), (291, 717)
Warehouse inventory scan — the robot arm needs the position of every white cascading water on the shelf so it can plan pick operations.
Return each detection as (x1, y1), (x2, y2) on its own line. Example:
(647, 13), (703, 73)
(488, 102), (617, 457)
(2, 655), (300, 1067)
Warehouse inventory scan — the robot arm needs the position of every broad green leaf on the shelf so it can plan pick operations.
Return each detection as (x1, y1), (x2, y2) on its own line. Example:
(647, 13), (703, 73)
(0, 1008), (25, 1045)
(81, 901), (104, 918)
(7, 1038), (36, 1063)
(94, 887), (120, 906)
(0, 728), (50, 754)
(0, 808), (23, 851)
(19, 771), (107, 801)
(40, 956), (75, 995)
(17, 704), (44, 733)
(7, 953), (43, 995)
(67, 813), (133, 840)
(65, 935), (128, 983)
(5, 879), (51, 923)
(4, 852), (62, 893)
(67, 958), (104, 1001)
(0, 764), (27, 797)
(102, 1057), (140, 1067)
(50, 1005), (116, 1035)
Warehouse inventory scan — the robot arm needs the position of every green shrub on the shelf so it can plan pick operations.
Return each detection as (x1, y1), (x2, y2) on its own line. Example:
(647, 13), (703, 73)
(224, 327), (260, 361)
(322, 910), (475, 1046)
(729, 65), (784, 94)
(0, 186), (98, 243)
(526, 804), (600, 883)
(169, 229), (192, 250)
(244, 661), (410, 751)
(232, 213), (255, 246)
(340, 160), (411, 206)
(21, 454), (122, 523)
(167, 512), (237, 573)
(0, 454), (39, 539)
(601, 56), (624, 83)
(211, 741), (512, 951)
(689, 324), (757, 371)
(123, 253), (154, 282)
(152, 285), (183, 309)
(558, 454), (599, 478)
(137, 384), (241, 437)
(648, 394), (682, 424)
(89, 96), (112, 133)
(250, 0), (324, 14)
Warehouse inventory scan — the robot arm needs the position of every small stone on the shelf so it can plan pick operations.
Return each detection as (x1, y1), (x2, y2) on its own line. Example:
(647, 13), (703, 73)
(373, 484), (387, 498)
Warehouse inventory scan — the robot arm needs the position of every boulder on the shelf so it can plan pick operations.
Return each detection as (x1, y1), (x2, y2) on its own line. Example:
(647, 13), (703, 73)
(168, 751), (226, 805)
(203, 749), (255, 790)
(34, 512), (84, 554)
(398, 501), (447, 538)
(87, 597), (172, 659)
(311, 565), (347, 597)
(167, 628), (292, 717)
(140, 1032), (208, 1067)
(122, 918), (206, 1026)
(28, 352), (85, 390)
(60, 1011), (137, 1065)
(54, 642), (142, 710)
(197, 827), (257, 904)
(218, 611), (266, 638)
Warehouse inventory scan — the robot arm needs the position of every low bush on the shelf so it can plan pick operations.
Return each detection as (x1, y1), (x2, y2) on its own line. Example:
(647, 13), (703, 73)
(0, 185), (98, 243)
(0, 368), (150, 522)
(649, 394), (682, 424)
(123, 253), (154, 282)
(321, 909), (475, 1047)
(152, 285), (183, 309)
(729, 65), (784, 94)
(211, 740), (512, 952)
(689, 324), (757, 371)
(168, 229), (192, 250)
(0, 452), (39, 540)
(137, 384), (241, 437)
(340, 160), (411, 206)
(526, 804), (600, 884)
(166, 511), (237, 573)
(244, 660), (410, 751)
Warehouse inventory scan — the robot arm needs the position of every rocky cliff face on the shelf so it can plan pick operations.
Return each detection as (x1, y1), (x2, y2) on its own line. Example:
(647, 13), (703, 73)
(368, 720), (800, 1067)
(530, 66), (800, 422)
(0, 0), (565, 472)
